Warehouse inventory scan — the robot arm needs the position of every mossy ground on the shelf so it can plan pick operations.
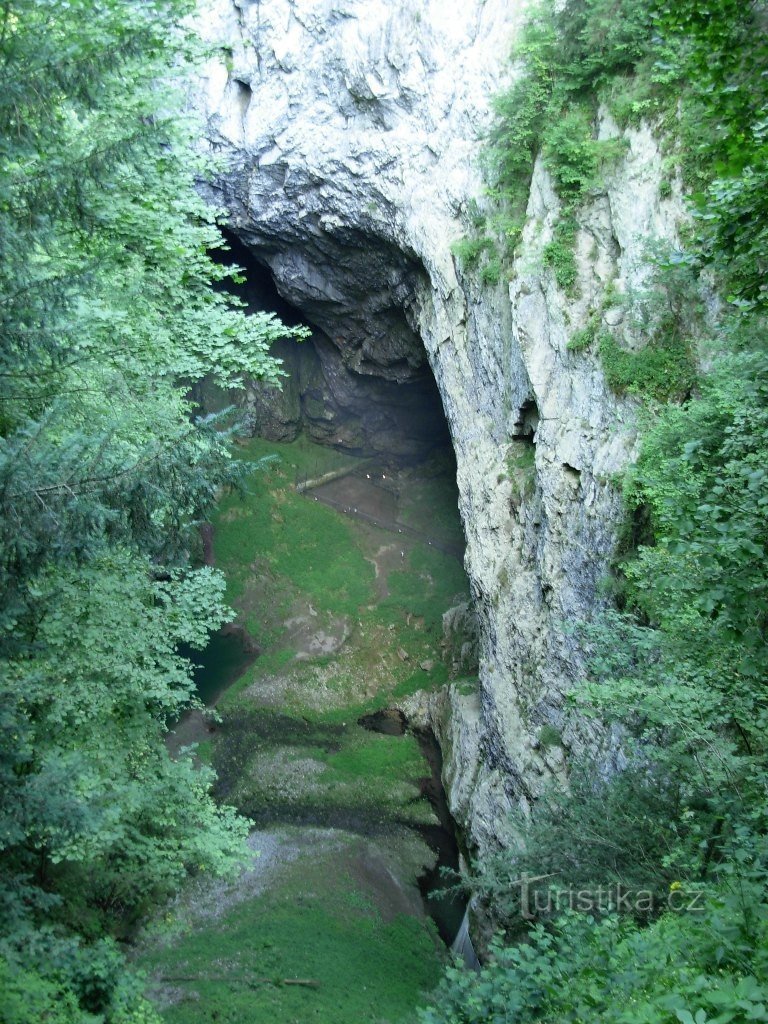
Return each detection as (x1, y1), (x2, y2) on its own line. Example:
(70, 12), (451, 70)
(212, 437), (468, 829)
(142, 830), (443, 1024)
(147, 436), (470, 1023)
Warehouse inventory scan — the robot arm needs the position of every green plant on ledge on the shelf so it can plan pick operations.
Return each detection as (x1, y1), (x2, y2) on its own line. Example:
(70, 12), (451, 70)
(542, 218), (578, 293)
(598, 331), (695, 402)
(450, 236), (494, 268)
(537, 724), (564, 748)
(451, 234), (506, 287)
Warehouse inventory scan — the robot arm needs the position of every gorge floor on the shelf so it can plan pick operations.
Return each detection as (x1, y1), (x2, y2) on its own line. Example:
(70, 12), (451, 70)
(140, 436), (473, 1024)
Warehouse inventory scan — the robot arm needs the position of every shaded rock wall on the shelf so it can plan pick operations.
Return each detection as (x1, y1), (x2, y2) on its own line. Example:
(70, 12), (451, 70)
(217, 231), (450, 457)
(193, 0), (687, 855)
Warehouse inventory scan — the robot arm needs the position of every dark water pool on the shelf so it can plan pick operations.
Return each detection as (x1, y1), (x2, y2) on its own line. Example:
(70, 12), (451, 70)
(180, 628), (257, 707)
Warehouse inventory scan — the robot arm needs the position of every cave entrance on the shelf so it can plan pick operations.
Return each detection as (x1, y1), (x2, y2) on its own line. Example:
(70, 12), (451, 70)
(204, 231), (463, 556)
(212, 231), (452, 462)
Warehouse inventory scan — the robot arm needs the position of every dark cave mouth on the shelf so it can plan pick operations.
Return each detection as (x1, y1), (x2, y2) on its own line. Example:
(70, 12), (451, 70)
(213, 230), (453, 465)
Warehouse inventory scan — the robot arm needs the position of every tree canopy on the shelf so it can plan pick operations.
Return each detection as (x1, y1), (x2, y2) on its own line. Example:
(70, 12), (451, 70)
(0, 1), (306, 1019)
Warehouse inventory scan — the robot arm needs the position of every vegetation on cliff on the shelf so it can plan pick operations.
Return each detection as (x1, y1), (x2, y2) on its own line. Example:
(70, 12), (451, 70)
(423, 1), (768, 1021)
(0, 2), (306, 1019)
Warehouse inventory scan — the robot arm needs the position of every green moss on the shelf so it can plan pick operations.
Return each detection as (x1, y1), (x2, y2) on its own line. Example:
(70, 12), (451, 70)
(214, 439), (375, 633)
(212, 708), (432, 828)
(318, 729), (424, 787)
(538, 724), (563, 748)
(392, 663), (450, 701)
(507, 441), (536, 474)
(454, 677), (479, 697)
(505, 443), (537, 504)
(143, 845), (443, 1024)
(220, 45), (234, 73)
(381, 546), (468, 630)
(194, 739), (213, 765)
(568, 313), (601, 353)
(568, 324), (596, 352)
(598, 330), (696, 402)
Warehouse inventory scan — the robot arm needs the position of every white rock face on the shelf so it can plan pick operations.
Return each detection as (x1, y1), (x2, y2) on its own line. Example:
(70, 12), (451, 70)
(193, 0), (687, 855)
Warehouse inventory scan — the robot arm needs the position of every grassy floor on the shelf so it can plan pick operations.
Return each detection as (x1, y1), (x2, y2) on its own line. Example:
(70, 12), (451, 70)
(211, 439), (468, 829)
(143, 834), (443, 1024)
(216, 437), (467, 713)
(214, 437), (374, 641)
(146, 436), (470, 1024)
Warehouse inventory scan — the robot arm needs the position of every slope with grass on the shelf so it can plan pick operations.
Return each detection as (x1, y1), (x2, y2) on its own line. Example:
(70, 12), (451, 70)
(143, 436), (471, 1023)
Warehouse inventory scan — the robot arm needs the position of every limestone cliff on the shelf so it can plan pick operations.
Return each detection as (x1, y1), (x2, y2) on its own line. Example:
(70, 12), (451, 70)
(193, 0), (687, 856)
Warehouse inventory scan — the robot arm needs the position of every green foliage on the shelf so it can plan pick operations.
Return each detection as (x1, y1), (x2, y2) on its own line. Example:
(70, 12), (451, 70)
(482, 0), (768, 335)
(541, 219), (578, 293)
(0, 936), (162, 1024)
(479, 255), (503, 287)
(450, 236), (495, 269)
(584, 343), (768, 779)
(0, 957), (86, 1024)
(486, 9), (556, 208)
(0, 0), (304, 1019)
(598, 331), (694, 401)
(459, 758), (691, 932)
(597, 256), (700, 400)
(552, 0), (654, 91)
(452, 317), (768, 1024)
(451, 236), (503, 286)
(420, 872), (768, 1024)
(463, 0), (657, 294)
(541, 107), (601, 207)
(652, 0), (768, 309)
(567, 312), (602, 352)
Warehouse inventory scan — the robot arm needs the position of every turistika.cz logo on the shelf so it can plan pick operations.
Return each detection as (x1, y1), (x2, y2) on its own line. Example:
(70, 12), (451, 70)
(516, 874), (705, 919)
